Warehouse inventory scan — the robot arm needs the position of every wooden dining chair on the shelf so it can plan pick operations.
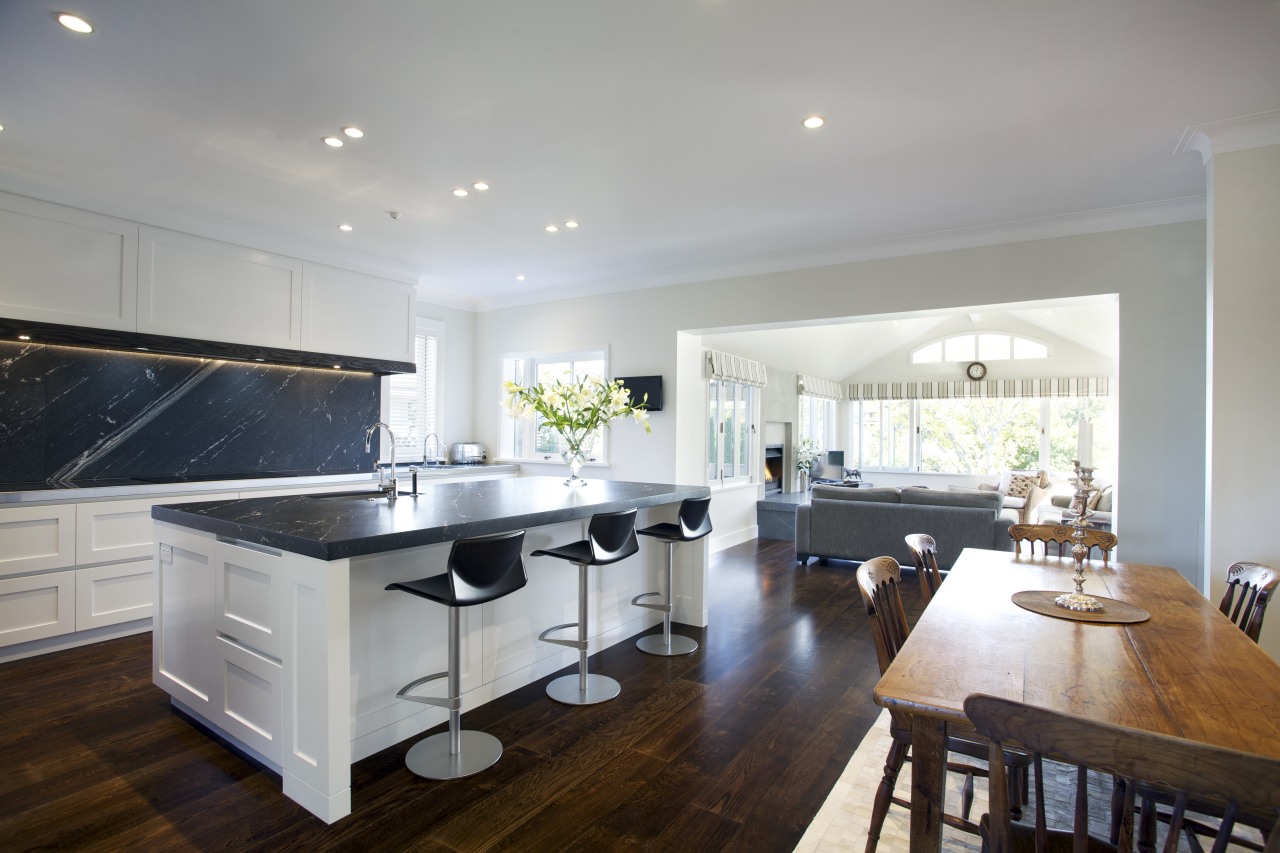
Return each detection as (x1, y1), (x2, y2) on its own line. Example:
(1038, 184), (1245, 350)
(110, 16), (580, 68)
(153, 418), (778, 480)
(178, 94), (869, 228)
(1009, 523), (1118, 565)
(966, 692), (1280, 853)
(1219, 561), (1279, 643)
(855, 557), (1028, 853)
(904, 533), (944, 603)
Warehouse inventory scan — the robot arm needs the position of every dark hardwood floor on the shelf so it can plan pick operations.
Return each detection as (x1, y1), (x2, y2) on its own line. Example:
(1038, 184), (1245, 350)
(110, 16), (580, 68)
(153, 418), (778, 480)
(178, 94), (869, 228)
(0, 539), (922, 852)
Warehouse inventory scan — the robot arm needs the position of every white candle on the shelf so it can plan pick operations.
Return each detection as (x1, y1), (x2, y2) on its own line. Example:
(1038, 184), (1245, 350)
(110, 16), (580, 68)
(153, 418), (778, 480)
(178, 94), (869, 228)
(1077, 420), (1093, 468)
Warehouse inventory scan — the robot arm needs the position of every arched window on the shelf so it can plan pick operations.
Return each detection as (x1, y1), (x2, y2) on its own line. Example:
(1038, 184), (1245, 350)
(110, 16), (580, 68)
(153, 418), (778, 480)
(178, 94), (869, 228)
(911, 332), (1048, 364)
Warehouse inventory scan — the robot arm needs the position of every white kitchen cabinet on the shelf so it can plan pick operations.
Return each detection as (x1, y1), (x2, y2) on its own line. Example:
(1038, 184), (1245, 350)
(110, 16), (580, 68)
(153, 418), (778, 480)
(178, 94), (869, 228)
(0, 503), (77, 578)
(214, 540), (283, 660)
(138, 226), (303, 349)
(76, 493), (238, 565)
(301, 263), (415, 364)
(211, 636), (284, 764)
(152, 523), (217, 713)
(75, 559), (153, 630)
(0, 193), (139, 331)
(0, 570), (76, 647)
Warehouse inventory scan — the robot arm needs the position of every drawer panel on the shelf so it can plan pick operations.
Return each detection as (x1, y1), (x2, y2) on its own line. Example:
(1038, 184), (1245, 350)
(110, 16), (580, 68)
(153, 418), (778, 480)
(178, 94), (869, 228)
(78, 494), (237, 565)
(0, 571), (76, 648)
(0, 504), (76, 577)
(213, 636), (283, 764)
(215, 540), (283, 658)
(76, 559), (153, 630)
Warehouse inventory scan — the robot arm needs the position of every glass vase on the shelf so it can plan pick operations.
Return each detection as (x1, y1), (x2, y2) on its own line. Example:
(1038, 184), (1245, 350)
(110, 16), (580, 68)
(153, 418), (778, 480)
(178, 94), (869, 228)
(559, 429), (596, 487)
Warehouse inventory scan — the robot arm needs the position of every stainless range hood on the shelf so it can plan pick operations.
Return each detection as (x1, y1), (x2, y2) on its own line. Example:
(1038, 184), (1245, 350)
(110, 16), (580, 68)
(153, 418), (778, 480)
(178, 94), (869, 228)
(0, 316), (416, 375)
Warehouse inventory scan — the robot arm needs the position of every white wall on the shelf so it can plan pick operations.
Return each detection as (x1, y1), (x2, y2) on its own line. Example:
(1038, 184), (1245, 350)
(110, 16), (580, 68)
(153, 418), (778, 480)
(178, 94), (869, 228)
(474, 222), (1207, 583)
(417, 300), (477, 446)
(1206, 143), (1280, 659)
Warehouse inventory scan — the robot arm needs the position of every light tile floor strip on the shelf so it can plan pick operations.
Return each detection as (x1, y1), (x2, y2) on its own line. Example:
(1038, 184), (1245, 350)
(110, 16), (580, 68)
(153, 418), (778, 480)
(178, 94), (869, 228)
(796, 710), (1261, 853)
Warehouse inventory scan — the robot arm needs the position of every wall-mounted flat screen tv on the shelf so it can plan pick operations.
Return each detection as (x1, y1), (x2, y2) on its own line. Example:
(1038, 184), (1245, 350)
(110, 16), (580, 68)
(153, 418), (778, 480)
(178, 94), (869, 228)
(614, 375), (663, 412)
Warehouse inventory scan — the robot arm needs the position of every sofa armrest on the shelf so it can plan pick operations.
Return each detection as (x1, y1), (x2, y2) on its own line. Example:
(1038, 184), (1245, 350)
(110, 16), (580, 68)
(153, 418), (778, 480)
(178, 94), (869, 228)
(1050, 494), (1072, 509)
(1017, 484), (1051, 524)
(795, 504), (813, 559)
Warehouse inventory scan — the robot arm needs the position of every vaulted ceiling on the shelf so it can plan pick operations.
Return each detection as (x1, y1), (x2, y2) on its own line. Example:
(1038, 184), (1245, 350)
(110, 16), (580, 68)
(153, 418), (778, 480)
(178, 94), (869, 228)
(2, 1), (1277, 308)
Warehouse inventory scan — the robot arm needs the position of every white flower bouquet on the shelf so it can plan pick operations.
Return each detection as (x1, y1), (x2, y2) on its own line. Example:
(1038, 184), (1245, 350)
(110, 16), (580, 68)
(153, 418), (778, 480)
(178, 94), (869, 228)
(794, 438), (823, 474)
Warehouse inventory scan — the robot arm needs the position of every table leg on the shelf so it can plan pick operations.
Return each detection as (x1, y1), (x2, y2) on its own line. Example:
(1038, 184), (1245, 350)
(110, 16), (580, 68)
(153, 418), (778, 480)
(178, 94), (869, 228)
(910, 715), (948, 853)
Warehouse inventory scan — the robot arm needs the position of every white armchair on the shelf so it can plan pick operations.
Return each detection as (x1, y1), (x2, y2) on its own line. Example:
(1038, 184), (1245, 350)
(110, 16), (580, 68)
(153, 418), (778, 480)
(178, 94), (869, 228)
(978, 469), (1052, 525)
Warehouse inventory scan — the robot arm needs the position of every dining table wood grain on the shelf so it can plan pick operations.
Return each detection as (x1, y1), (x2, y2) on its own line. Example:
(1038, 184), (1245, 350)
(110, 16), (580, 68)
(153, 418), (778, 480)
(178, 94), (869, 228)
(872, 547), (1280, 853)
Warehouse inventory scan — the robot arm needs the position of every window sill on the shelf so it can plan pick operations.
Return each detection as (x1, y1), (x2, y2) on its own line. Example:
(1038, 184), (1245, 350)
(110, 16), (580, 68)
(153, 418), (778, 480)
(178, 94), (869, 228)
(709, 480), (759, 493)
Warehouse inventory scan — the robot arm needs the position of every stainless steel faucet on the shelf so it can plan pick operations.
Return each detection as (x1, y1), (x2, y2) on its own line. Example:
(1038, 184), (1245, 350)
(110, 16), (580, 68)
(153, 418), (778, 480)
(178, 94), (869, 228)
(422, 432), (443, 463)
(363, 422), (397, 502)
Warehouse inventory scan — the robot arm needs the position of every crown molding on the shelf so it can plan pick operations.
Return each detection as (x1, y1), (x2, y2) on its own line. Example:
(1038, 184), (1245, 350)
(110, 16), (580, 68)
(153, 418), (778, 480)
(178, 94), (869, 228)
(413, 281), (480, 312)
(472, 196), (1206, 312)
(1174, 109), (1280, 165)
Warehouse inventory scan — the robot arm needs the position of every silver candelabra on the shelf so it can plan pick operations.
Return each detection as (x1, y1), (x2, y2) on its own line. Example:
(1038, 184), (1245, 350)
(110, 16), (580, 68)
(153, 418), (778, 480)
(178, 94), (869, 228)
(1055, 461), (1103, 612)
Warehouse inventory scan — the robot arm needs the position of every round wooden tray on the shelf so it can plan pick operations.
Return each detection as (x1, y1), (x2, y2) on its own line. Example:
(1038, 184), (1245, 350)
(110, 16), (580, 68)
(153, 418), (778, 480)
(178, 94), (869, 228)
(1011, 590), (1150, 624)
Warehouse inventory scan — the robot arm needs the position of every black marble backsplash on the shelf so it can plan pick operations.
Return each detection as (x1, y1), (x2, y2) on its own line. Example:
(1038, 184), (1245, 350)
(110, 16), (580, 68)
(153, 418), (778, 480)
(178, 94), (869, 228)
(0, 341), (380, 485)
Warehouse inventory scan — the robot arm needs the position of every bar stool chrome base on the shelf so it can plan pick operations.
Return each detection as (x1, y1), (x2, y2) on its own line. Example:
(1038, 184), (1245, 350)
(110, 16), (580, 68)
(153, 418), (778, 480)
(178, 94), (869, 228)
(546, 672), (621, 705)
(406, 730), (503, 780)
(635, 632), (699, 656)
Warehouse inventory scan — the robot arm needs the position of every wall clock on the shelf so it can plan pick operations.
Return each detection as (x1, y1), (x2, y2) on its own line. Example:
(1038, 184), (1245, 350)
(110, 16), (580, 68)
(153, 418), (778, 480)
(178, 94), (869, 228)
(966, 361), (987, 381)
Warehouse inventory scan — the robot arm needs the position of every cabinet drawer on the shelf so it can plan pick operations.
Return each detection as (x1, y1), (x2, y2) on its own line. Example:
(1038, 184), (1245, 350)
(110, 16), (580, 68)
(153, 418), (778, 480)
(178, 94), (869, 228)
(214, 540), (282, 659)
(76, 559), (152, 630)
(213, 636), (283, 764)
(0, 504), (76, 577)
(77, 493), (238, 565)
(0, 571), (76, 648)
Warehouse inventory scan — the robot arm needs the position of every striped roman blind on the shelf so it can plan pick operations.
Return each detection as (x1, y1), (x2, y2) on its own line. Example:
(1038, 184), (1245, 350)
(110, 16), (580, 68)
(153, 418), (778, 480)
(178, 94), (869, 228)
(847, 377), (1111, 401)
(705, 349), (769, 387)
(797, 374), (844, 400)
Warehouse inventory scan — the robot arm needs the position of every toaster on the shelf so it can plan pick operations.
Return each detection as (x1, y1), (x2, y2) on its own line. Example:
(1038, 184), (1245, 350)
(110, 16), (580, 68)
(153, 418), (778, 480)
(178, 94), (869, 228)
(450, 442), (487, 464)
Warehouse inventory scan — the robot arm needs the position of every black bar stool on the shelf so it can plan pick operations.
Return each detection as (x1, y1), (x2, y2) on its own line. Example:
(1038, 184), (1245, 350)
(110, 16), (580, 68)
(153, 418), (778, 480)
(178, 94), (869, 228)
(385, 529), (527, 780)
(532, 508), (639, 705)
(632, 496), (712, 656)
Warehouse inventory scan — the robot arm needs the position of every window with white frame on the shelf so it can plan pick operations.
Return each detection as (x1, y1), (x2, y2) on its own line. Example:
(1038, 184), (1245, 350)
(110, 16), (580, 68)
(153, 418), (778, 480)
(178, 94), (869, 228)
(911, 332), (1049, 364)
(707, 378), (756, 485)
(382, 320), (442, 462)
(853, 396), (1115, 477)
(499, 349), (609, 463)
(797, 394), (836, 449)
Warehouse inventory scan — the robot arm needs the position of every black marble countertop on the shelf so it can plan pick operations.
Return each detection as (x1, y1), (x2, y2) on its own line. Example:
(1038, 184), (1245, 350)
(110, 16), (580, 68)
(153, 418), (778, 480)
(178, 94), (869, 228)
(152, 476), (711, 561)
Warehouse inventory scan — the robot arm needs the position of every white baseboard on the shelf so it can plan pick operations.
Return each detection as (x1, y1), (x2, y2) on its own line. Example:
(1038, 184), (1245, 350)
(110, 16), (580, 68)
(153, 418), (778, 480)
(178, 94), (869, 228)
(710, 524), (758, 553)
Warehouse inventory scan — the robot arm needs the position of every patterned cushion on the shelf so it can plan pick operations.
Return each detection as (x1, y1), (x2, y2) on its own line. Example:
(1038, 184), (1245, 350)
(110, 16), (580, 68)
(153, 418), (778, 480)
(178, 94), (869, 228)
(1091, 485), (1113, 512)
(1006, 474), (1037, 499)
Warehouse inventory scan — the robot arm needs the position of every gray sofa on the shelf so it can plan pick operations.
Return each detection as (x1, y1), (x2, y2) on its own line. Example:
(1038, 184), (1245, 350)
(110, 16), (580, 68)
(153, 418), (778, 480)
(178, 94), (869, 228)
(795, 485), (1015, 569)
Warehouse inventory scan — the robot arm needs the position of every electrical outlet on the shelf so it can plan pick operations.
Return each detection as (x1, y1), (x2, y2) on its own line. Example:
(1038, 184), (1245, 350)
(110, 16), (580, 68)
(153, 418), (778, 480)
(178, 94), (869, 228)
(160, 543), (173, 564)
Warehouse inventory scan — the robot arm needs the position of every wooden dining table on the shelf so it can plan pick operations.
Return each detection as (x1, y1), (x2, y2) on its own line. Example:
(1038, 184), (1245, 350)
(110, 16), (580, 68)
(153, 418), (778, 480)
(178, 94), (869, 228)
(873, 547), (1280, 853)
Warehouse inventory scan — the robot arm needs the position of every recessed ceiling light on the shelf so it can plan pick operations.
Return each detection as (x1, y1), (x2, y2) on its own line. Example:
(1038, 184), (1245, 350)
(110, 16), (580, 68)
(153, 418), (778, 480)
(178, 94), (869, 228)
(453, 188), (469, 197)
(338, 224), (353, 231)
(473, 182), (489, 191)
(545, 225), (559, 233)
(323, 136), (344, 148)
(0, 124), (5, 133)
(515, 275), (526, 281)
(803, 115), (825, 129)
(57, 13), (93, 33)
(342, 126), (364, 138)
(564, 220), (579, 229)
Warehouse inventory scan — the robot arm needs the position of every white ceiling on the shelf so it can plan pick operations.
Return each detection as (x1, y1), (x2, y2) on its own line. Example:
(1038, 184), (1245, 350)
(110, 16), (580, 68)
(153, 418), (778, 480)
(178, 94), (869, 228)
(1, 1), (1277, 309)
(700, 297), (1118, 379)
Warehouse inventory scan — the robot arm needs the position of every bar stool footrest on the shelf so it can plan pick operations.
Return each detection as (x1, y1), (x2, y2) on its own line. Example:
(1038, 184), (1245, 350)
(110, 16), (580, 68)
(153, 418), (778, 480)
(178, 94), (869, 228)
(631, 591), (670, 612)
(538, 621), (586, 650)
(396, 672), (458, 709)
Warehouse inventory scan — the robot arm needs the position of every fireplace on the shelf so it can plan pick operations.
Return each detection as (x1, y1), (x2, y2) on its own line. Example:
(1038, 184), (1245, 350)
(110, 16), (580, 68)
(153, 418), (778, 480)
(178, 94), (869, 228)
(764, 444), (783, 494)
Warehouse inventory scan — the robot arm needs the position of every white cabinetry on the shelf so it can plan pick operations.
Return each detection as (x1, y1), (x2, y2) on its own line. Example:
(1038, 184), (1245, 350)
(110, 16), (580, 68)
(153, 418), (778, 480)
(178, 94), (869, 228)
(138, 227), (303, 349)
(0, 194), (138, 331)
(0, 571), (76, 646)
(0, 503), (76, 576)
(76, 560), (153, 630)
(302, 264), (415, 364)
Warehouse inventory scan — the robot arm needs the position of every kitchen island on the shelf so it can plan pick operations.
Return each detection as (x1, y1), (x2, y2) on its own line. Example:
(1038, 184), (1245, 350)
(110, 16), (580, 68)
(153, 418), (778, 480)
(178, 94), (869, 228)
(150, 477), (710, 822)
